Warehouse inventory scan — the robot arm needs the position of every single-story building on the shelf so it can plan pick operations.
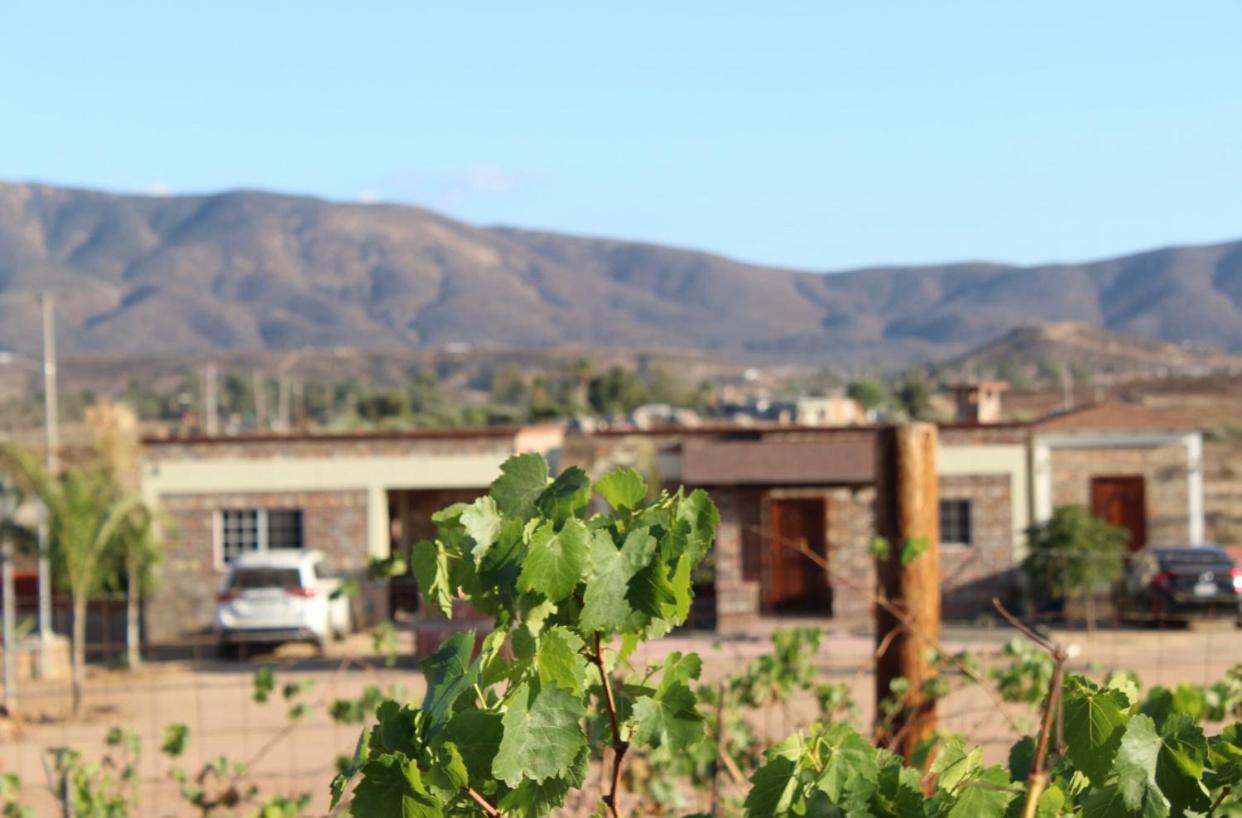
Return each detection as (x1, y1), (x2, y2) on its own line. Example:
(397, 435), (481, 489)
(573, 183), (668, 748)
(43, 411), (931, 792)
(1030, 403), (1204, 550)
(138, 397), (1205, 639)
(139, 425), (564, 642)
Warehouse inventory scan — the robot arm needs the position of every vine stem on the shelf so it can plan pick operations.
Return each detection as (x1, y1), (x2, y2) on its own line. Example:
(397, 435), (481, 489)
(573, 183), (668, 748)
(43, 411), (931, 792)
(711, 681), (727, 818)
(589, 631), (629, 818)
(992, 599), (1068, 818)
(465, 786), (503, 817)
(1208, 786), (1231, 817)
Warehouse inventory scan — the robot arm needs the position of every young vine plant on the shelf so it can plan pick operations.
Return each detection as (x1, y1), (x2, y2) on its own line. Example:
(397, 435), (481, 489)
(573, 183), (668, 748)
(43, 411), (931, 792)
(334, 453), (1242, 818)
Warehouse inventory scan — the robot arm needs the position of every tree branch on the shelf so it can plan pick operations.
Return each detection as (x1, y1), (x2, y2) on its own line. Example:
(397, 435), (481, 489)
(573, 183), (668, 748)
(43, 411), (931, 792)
(589, 631), (628, 818)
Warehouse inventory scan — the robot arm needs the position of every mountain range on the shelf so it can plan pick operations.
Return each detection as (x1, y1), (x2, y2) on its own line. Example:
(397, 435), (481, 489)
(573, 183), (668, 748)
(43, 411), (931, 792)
(2, 180), (1242, 366)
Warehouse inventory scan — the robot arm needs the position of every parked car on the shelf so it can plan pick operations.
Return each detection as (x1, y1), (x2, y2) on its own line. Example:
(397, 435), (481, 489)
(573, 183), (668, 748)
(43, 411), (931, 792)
(215, 550), (352, 656)
(1117, 545), (1242, 624)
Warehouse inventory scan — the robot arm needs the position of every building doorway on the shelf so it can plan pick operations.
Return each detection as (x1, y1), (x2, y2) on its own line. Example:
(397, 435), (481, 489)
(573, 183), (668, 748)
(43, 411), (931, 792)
(765, 498), (831, 614)
(1090, 476), (1147, 551)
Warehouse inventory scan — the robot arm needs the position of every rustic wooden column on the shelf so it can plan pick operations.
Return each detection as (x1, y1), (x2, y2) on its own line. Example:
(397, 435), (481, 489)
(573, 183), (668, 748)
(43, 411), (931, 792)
(873, 423), (941, 761)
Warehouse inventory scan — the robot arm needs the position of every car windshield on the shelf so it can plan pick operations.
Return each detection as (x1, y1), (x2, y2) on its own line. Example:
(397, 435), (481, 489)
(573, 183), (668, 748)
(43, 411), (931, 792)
(228, 567), (303, 590)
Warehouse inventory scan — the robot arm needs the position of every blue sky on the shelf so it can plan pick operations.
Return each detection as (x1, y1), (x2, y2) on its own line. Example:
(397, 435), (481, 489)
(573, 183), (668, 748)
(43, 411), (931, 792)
(3, 2), (1241, 271)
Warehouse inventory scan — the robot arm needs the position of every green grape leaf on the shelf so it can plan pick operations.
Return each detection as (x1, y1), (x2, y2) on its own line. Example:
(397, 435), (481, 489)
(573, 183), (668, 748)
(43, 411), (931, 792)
(620, 526), (658, 574)
(536, 626), (589, 695)
(1036, 784), (1066, 818)
(518, 518), (589, 602)
(411, 539), (453, 619)
(490, 453), (549, 517)
(1154, 714), (1210, 815)
(632, 682), (703, 751)
(676, 488), (719, 561)
(1008, 736), (1035, 782)
(493, 684), (588, 786)
(580, 531), (633, 633)
(1112, 714), (1171, 818)
(814, 723), (879, 803)
(945, 766), (1017, 818)
(658, 652), (703, 691)
(1206, 723), (1242, 789)
(460, 496), (503, 564)
(375, 701), (420, 757)
(745, 755), (799, 817)
(595, 468), (647, 511)
(535, 466), (591, 522)
(443, 709), (502, 784)
(1063, 675), (1130, 783)
(350, 753), (441, 818)
(498, 748), (588, 818)
(420, 630), (477, 733)
(422, 742), (468, 799)
(330, 727), (371, 809)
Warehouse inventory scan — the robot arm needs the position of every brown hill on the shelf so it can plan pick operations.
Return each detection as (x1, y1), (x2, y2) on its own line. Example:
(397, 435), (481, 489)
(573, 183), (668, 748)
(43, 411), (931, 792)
(941, 322), (1242, 382)
(3, 181), (1242, 365)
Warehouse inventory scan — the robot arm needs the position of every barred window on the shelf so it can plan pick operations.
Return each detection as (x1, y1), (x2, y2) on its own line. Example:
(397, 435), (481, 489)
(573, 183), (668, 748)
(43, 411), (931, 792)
(218, 508), (305, 565)
(939, 499), (973, 545)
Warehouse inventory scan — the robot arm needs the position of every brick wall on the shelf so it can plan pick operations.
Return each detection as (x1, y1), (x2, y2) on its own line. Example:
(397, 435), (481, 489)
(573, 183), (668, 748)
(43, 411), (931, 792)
(939, 474), (1017, 618)
(823, 487), (877, 619)
(150, 489), (370, 641)
(1050, 444), (1190, 546)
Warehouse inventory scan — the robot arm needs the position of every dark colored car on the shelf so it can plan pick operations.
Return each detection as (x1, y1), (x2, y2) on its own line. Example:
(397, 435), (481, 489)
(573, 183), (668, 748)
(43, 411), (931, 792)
(1118, 545), (1242, 623)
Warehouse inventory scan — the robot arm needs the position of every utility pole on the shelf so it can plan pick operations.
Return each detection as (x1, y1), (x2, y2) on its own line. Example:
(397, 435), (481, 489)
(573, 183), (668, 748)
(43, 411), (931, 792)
(276, 376), (290, 432)
(0, 482), (16, 716)
(36, 293), (58, 679)
(203, 364), (219, 436)
(252, 371), (267, 431)
(873, 423), (941, 762)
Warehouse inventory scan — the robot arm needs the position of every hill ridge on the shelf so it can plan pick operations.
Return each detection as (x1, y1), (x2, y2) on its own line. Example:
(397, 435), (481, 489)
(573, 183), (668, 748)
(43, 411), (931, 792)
(2, 180), (1241, 365)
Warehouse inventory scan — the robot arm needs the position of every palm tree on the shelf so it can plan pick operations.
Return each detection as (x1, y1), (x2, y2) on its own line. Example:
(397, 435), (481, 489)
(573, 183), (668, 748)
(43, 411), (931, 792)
(0, 446), (139, 715)
(108, 505), (161, 669)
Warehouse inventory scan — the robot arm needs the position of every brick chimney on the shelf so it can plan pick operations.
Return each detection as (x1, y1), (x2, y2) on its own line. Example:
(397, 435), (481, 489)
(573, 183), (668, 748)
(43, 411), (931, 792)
(951, 381), (1008, 424)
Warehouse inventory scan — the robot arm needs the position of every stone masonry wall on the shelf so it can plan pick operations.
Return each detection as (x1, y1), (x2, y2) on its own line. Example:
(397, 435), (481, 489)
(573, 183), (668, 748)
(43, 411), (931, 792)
(1050, 444), (1190, 546)
(150, 489), (370, 641)
(939, 474), (1016, 618)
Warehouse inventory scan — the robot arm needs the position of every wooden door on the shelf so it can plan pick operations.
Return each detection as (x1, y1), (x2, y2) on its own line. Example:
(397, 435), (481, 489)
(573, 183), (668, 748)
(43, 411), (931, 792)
(1090, 476), (1147, 551)
(766, 498), (830, 613)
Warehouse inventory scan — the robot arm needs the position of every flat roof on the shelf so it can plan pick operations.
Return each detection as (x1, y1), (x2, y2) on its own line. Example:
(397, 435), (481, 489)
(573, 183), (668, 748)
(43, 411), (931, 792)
(141, 425), (526, 447)
(1032, 402), (1199, 433)
(680, 436), (874, 486)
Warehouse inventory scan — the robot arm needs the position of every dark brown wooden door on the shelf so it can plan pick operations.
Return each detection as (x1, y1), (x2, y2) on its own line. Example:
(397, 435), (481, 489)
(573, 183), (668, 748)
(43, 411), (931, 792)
(1090, 476), (1147, 552)
(766, 499), (830, 613)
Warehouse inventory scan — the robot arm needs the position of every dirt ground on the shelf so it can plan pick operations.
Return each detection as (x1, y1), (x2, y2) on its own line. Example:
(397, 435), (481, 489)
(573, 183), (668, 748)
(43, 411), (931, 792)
(1, 621), (1239, 816)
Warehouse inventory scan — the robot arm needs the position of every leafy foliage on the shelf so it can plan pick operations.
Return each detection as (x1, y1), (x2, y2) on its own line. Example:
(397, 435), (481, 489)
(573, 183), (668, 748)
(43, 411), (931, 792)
(334, 455), (718, 817)
(1024, 505), (1128, 616)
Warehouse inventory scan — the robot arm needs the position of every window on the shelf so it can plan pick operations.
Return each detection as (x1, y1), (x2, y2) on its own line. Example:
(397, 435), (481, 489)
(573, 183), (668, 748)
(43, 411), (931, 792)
(939, 499), (973, 546)
(217, 508), (304, 566)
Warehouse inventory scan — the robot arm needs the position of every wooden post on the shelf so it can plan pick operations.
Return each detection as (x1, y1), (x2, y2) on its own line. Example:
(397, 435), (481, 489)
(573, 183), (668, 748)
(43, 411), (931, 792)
(873, 423), (940, 761)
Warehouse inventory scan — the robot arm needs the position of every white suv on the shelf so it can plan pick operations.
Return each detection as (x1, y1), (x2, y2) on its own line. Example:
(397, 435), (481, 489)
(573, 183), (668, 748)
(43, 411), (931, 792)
(215, 550), (351, 656)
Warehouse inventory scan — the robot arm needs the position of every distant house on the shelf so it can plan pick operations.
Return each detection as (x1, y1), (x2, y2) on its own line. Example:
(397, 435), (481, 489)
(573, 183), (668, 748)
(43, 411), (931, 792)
(1030, 403), (1204, 550)
(708, 395), (866, 427)
(137, 397), (1205, 639)
(139, 425), (564, 641)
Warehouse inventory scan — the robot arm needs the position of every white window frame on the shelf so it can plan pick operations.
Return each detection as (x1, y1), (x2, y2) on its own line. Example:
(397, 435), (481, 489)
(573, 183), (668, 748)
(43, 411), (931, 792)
(213, 508), (304, 570)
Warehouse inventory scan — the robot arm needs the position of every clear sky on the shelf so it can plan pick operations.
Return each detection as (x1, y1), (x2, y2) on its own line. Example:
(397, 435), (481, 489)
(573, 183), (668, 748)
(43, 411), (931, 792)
(4, 2), (1241, 271)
